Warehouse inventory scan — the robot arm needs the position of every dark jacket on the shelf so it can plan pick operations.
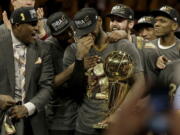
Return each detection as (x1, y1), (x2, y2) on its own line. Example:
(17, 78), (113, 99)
(0, 30), (54, 135)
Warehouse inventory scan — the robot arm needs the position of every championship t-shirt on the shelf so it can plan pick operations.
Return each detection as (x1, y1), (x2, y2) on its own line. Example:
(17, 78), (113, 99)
(64, 39), (143, 134)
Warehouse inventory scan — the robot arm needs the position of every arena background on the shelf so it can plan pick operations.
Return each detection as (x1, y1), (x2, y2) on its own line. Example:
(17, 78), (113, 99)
(0, 0), (179, 31)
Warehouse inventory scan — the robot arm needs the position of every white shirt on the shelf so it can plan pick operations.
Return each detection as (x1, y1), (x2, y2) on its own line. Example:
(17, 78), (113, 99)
(11, 31), (36, 116)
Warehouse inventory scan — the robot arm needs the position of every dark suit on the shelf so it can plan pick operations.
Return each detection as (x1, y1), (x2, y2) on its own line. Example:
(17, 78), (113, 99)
(0, 30), (54, 135)
(0, 24), (8, 38)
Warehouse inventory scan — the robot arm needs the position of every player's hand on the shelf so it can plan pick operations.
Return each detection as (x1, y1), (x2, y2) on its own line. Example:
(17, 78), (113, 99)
(76, 34), (94, 60)
(107, 30), (128, 43)
(2, 11), (12, 30)
(156, 55), (169, 69)
(0, 95), (16, 110)
(36, 8), (47, 39)
(9, 105), (28, 119)
(84, 56), (101, 70)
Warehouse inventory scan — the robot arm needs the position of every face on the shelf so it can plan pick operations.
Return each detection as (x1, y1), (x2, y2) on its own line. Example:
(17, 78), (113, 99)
(75, 17), (102, 44)
(154, 16), (175, 37)
(11, 0), (35, 9)
(13, 22), (38, 45)
(110, 16), (129, 32)
(138, 27), (156, 41)
(55, 27), (74, 47)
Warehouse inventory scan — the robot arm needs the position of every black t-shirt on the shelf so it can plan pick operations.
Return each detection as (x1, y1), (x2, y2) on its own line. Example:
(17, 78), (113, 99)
(45, 37), (78, 131)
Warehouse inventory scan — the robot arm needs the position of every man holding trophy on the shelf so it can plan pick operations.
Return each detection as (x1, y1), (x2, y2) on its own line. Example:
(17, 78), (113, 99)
(63, 7), (145, 135)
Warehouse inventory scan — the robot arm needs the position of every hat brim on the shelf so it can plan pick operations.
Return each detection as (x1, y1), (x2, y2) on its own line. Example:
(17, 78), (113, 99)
(51, 21), (72, 36)
(151, 10), (174, 21)
(133, 23), (154, 31)
(106, 13), (133, 20)
(73, 22), (97, 38)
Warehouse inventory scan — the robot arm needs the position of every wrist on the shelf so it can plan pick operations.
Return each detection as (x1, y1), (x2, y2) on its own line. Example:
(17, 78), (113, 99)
(76, 57), (83, 61)
(76, 53), (84, 60)
(24, 102), (36, 116)
(22, 105), (29, 117)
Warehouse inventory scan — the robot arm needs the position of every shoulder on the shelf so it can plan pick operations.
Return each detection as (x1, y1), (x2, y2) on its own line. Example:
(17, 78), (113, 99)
(45, 36), (57, 43)
(110, 39), (140, 59)
(35, 39), (51, 54)
(0, 24), (9, 37)
(0, 24), (7, 31)
(65, 43), (77, 52)
(45, 36), (59, 47)
(114, 39), (134, 47)
(0, 29), (11, 44)
(114, 39), (136, 50)
(143, 39), (158, 49)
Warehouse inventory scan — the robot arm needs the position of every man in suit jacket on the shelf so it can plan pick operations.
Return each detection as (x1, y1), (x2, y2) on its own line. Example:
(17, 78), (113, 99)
(0, 0), (36, 33)
(0, 7), (53, 135)
(0, 0), (49, 39)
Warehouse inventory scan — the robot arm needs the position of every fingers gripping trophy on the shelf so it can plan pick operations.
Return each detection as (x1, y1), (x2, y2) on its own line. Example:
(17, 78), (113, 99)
(92, 51), (135, 129)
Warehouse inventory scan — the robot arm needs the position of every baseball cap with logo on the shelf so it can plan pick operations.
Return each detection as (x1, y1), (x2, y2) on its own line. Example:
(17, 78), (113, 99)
(47, 12), (71, 36)
(151, 5), (180, 24)
(107, 4), (134, 20)
(10, 7), (38, 25)
(133, 16), (155, 31)
(73, 8), (98, 38)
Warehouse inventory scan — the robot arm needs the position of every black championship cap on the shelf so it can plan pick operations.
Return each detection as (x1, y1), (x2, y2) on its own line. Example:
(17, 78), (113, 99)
(107, 4), (134, 20)
(10, 7), (38, 24)
(133, 16), (155, 31)
(73, 8), (98, 38)
(151, 5), (180, 24)
(47, 12), (71, 36)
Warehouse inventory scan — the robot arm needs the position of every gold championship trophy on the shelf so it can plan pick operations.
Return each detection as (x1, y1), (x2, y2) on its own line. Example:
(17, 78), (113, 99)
(92, 51), (135, 129)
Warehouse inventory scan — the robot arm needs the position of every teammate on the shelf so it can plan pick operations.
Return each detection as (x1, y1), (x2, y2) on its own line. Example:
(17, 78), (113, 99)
(133, 16), (156, 41)
(63, 7), (145, 135)
(107, 4), (145, 49)
(45, 11), (78, 135)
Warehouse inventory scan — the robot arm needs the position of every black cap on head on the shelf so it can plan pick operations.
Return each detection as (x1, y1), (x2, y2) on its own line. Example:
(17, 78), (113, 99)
(107, 4), (134, 20)
(10, 7), (38, 24)
(151, 5), (180, 24)
(73, 8), (98, 38)
(47, 12), (71, 36)
(133, 16), (155, 31)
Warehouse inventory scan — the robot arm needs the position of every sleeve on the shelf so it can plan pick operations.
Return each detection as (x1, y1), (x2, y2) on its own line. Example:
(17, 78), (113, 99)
(30, 44), (54, 112)
(63, 43), (77, 69)
(24, 102), (36, 116)
(63, 44), (86, 102)
(68, 60), (87, 102)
